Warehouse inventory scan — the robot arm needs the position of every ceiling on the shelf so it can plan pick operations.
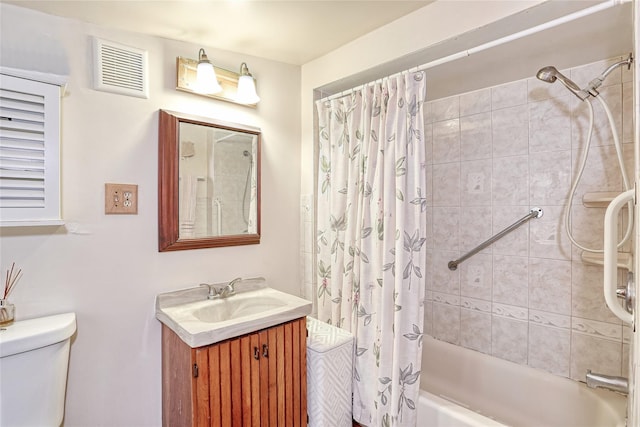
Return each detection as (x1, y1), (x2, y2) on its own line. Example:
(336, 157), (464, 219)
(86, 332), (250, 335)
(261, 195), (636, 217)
(2, 0), (433, 65)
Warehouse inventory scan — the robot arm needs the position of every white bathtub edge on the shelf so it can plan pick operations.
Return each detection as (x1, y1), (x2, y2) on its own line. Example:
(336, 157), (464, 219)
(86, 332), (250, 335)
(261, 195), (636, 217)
(418, 389), (508, 427)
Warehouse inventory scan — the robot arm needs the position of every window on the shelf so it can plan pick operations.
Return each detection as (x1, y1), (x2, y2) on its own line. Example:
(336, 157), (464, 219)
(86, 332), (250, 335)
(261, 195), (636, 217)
(0, 74), (62, 225)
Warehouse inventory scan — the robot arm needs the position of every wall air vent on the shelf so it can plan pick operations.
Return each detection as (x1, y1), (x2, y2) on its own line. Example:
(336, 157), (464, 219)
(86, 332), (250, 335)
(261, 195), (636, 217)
(93, 38), (148, 99)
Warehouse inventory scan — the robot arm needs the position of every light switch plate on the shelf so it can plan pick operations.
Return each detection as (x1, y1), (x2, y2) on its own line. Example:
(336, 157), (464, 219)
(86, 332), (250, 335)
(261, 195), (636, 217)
(105, 183), (138, 215)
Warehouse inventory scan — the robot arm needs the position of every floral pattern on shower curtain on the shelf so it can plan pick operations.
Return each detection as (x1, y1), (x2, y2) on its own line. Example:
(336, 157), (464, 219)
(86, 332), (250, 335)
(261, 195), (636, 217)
(315, 71), (426, 427)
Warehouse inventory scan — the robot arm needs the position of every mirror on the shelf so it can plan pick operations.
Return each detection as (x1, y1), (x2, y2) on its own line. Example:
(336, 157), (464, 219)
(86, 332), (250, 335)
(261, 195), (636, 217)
(158, 110), (261, 251)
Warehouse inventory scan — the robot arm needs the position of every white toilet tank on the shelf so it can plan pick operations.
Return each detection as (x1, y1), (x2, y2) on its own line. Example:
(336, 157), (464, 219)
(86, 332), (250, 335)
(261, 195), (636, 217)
(0, 312), (76, 427)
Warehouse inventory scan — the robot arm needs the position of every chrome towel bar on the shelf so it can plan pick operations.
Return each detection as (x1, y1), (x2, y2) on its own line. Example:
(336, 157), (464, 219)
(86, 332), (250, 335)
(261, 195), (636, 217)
(448, 208), (543, 271)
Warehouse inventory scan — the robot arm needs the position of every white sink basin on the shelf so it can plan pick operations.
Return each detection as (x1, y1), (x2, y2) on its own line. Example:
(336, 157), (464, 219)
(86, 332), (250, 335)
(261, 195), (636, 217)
(192, 295), (287, 323)
(155, 277), (312, 348)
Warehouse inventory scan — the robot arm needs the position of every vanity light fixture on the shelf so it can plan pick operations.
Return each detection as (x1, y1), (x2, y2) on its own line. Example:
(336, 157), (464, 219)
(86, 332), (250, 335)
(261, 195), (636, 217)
(176, 50), (260, 107)
(195, 48), (222, 95)
(236, 62), (260, 104)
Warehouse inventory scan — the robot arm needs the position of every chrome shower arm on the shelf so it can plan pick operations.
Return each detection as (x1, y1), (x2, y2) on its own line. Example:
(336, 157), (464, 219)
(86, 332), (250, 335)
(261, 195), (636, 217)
(585, 53), (634, 97)
(599, 52), (633, 80)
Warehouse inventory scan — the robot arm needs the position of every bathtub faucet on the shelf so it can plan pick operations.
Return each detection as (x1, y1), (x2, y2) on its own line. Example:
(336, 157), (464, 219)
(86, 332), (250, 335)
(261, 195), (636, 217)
(586, 370), (628, 394)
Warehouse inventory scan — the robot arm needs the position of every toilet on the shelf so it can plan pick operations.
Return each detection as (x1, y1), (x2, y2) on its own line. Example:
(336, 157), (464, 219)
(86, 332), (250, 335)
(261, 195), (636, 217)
(0, 312), (76, 427)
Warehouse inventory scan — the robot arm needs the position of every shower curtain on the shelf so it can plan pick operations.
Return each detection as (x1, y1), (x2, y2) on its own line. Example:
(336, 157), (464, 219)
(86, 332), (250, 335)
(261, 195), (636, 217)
(315, 71), (426, 427)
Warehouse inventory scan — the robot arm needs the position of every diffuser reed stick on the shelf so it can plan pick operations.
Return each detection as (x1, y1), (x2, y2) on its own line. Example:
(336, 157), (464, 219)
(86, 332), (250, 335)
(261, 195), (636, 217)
(3, 262), (21, 300)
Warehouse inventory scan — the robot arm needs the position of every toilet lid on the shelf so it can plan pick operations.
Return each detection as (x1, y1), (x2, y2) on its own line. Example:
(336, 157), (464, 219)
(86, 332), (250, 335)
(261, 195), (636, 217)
(0, 312), (76, 357)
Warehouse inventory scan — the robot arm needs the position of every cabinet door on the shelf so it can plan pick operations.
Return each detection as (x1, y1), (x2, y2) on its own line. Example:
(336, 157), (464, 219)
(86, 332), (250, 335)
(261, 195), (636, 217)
(194, 347), (211, 427)
(196, 318), (307, 427)
(260, 318), (307, 427)
(162, 325), (197, 427)
(196, 338), (241, 427)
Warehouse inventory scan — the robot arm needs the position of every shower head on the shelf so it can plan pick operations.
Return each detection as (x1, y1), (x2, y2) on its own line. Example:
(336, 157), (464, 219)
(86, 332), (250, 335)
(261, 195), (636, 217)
(536, 66), (561, 83)
(536, 54), (633, 101)
(536, 66), (589, 101)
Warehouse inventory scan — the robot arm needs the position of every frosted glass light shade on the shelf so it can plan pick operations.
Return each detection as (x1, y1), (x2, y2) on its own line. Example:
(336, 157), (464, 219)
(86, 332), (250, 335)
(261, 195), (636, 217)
(235, 62), (260, 104)
(195, 62), (222, 94)
(236, 75), (260, 104)
(195, 49), (222, 95)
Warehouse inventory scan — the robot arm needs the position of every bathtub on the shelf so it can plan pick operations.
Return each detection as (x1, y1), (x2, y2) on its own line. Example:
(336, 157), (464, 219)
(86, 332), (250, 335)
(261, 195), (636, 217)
(419, 336), (627, 427)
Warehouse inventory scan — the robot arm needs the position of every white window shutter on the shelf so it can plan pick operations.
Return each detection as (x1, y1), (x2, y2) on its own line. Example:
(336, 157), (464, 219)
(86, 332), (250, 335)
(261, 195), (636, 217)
(0, 74), (61, 225)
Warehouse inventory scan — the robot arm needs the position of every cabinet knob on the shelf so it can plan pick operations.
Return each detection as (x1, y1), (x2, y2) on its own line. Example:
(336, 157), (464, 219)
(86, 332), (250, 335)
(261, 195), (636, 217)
(262, 344), (269, 358)
(253, 346), (260, 360)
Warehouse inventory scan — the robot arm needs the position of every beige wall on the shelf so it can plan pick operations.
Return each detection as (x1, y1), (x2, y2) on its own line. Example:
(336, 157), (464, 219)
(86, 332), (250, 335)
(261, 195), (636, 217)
(0, 4), (300, 426)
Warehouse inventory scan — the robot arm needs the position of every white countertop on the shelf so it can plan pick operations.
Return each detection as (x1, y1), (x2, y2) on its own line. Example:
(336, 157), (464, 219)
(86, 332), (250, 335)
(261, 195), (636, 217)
(155, 277), (312, 348)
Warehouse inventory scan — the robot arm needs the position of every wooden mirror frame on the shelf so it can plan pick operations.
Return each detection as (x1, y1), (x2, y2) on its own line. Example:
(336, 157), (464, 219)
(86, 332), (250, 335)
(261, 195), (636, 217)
(158, 109), (261, 251)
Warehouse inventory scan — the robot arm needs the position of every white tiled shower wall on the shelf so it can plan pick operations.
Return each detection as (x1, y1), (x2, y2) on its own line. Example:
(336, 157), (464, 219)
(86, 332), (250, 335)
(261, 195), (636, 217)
(423, 55), (634, 382)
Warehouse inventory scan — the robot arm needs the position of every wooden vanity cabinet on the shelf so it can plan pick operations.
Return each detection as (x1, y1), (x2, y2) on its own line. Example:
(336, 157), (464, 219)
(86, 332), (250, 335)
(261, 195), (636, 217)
(162, 317), (308, 427)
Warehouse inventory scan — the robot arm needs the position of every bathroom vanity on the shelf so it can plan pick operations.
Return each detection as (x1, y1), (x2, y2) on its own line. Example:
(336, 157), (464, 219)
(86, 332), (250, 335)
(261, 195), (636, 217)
(162, 318), (307, 426)
(156, 278), (312, 426)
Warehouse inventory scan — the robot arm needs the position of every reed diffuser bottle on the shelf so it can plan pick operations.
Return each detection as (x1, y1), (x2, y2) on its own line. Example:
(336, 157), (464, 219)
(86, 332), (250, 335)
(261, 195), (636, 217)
(1, 262), (21, 326)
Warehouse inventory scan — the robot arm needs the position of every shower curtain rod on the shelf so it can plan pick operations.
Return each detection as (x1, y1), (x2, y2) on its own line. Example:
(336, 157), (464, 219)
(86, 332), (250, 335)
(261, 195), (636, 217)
(323, 0), (630, 102)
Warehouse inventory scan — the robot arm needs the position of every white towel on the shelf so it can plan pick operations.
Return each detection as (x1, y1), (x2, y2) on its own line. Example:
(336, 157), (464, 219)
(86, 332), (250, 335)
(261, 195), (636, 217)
(179, 175), (198, 239)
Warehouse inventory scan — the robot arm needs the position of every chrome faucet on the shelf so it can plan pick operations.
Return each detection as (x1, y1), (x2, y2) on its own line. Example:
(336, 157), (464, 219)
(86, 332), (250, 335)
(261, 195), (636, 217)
(220, 277), (241, 298)
(200, 283), (221, 300)
(200, 278), (241, 300)
(586, 370), (628, 394)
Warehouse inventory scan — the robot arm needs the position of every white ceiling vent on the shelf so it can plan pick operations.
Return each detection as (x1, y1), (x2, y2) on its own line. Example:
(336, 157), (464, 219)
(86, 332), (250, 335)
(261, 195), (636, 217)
(93, 38), (148, 99)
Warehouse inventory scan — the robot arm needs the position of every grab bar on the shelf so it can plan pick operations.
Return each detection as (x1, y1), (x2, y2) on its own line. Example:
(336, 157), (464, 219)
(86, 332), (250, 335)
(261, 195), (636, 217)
(603, 189), (634, 323)
(448, 208), (543, 271)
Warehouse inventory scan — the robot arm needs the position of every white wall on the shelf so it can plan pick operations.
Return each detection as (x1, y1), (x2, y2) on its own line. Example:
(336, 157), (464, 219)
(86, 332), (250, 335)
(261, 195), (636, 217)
(0, 4), (301, 426)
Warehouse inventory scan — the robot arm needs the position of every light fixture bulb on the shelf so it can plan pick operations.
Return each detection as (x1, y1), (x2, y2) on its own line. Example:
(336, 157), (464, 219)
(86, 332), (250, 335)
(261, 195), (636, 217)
(195, 48), (222, 95)
(236, 62), (260, 104)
